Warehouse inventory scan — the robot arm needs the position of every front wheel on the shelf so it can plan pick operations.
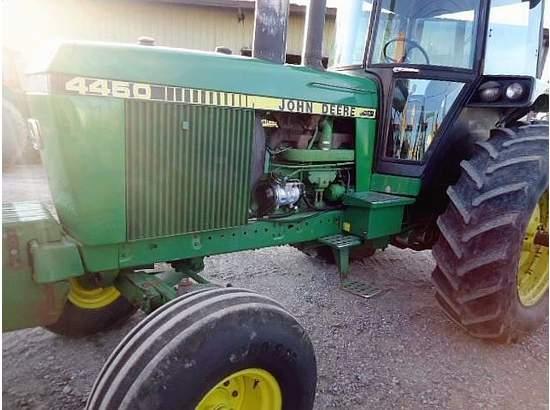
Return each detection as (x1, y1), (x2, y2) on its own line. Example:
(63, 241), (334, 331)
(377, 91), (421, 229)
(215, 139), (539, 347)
(87, 287), (317, 409)
(45, 278), (135, 337)
(432, 124), (548, 343)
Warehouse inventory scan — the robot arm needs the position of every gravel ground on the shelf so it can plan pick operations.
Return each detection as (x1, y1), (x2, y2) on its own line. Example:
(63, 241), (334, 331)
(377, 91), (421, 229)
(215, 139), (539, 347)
(3, 165), (549, 409)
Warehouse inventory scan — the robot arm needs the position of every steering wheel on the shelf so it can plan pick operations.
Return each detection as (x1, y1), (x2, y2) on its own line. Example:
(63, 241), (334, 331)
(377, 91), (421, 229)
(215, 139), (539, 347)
(382, 38), (430, 65)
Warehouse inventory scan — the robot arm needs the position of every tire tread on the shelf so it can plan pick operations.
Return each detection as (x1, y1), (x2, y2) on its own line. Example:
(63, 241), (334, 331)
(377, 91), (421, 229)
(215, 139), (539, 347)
(431, 124), (549, 342)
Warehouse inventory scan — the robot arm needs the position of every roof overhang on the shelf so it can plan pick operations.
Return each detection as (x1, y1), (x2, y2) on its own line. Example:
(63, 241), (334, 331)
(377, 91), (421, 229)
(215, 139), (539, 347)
(127, 0), (337, 17)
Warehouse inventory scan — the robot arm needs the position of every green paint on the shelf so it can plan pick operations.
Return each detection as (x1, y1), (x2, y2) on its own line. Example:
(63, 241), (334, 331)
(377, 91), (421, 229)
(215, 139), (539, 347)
(125, 101), (253, 240)
(26, 41), (378, 249)
(341, 192), (415, 239)
(30, 239), (84, 284)
(276, 149), (354, 162)
(342, 191), (415, 209)
(27, 95), (126, 246)
(355, 119), (377, 192)
(325, 183), (346, 201)
(103, 211), (343, 271)
(6, 41), (431, 333)
(173, 258), (209, 284)
(318, 234), (362, 277)
(28, 42), (378, 110)
(307, 170), (338, 189)
(2, 202), (68, 331)
(370, 174), (422, 196)
(343, 207), (408, 239)
(116, 271), (177, 313)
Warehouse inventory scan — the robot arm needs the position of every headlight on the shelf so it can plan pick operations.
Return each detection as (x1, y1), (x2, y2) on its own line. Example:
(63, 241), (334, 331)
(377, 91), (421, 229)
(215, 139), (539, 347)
(505, 82), (525, 100)
(478, 81), (501, 102)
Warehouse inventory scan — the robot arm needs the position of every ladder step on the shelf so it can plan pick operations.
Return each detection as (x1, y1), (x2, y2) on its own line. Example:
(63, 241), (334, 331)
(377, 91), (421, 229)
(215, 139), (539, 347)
(343, 191), (415, 209)
(341, 279), (382, 299)
(319, 234), (362, 249)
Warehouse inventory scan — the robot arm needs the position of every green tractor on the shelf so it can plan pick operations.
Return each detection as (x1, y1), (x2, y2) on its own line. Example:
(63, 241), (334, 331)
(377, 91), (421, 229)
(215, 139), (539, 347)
(3, 0), (549, 408)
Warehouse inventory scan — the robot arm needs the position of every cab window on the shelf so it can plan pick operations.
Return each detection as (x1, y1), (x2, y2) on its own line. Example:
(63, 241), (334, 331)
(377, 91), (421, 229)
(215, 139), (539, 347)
(371, 0), (481, 69)
(385, 79), (464, 161)
(330, 0), (374, 67)
(484, 0), (543, 76)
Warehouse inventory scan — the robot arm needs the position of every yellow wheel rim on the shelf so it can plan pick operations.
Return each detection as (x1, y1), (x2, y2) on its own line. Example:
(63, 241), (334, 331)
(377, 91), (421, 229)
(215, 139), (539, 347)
(517, 193), (549, 306)
(67, 278), (120, 309)
(196, 368), (282, 410)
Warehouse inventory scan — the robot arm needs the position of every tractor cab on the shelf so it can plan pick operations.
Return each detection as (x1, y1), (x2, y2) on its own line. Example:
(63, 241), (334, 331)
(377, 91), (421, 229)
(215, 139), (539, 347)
(332, 0), (547, 177)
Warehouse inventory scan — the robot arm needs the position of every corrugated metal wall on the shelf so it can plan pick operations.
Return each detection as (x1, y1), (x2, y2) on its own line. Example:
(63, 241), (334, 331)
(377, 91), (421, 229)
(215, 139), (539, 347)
(4, 0), (335, 59)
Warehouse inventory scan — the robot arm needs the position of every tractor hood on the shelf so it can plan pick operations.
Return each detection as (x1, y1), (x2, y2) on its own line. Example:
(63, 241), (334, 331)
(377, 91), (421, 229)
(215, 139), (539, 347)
(26, 41), (378, 111)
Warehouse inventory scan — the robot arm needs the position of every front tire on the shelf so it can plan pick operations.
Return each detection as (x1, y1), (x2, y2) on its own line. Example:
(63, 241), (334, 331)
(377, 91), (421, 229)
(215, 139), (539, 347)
(45, 279), (135, 338)
(432, 124), (548, 343)
(87, 287), (317, 409)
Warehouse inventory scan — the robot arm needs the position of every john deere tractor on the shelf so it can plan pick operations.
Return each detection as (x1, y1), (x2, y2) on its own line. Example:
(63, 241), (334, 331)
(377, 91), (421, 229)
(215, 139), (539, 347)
(3, 0), (548, 408)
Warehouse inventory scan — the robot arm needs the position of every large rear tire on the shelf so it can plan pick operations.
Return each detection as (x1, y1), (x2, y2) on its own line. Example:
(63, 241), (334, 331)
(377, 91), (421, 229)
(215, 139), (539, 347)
(432, 124), (548, 342)
(87, 287), (317, 409)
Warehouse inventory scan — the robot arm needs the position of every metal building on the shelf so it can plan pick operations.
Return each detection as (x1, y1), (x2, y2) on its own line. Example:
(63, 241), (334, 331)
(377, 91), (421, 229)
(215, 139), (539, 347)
(3, 0), (336, 62)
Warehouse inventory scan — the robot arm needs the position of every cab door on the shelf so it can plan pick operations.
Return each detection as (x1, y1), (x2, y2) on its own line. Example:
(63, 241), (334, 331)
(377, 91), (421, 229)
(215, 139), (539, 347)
(365, 0), (487, 178)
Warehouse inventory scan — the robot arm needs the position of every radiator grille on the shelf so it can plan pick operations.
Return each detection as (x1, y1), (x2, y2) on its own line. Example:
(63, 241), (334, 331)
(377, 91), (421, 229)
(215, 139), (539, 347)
(126, 101), (253, 240)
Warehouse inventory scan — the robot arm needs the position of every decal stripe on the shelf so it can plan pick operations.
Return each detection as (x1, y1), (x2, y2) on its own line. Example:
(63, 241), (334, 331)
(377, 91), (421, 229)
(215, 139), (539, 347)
(58, 75), (377, 119)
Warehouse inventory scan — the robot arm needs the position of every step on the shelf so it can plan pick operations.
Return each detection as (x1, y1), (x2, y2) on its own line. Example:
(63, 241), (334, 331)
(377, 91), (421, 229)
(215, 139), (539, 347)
(319, 234), (362, 249)
(341, 279), (383, 299)
(342, 191), (415, 209)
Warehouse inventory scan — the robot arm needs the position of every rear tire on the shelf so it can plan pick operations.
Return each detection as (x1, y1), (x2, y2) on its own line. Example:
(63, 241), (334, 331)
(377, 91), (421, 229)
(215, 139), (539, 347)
(87, 287), (317, 409)
(432, 124), (548, 342)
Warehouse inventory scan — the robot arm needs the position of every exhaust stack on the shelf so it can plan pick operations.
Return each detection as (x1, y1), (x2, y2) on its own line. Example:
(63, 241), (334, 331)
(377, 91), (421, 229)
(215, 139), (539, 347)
(302, 0), (327, 69)
(252, 0), (290, 64)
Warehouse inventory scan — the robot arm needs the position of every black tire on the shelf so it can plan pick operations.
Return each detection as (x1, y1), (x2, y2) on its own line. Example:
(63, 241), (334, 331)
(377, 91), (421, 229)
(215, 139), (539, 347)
(45, 297), (136, 338)
(87, 287), (317, 410)
(2, 100), (27, 169)
(432, 124), (549, 342)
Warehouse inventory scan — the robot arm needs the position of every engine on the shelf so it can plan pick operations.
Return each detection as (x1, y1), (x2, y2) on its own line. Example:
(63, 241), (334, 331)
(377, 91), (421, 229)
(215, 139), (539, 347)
(251, 112), (355, 217)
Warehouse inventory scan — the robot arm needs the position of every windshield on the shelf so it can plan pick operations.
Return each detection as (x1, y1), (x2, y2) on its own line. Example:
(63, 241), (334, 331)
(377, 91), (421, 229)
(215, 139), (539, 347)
(371, 0), (481, 69)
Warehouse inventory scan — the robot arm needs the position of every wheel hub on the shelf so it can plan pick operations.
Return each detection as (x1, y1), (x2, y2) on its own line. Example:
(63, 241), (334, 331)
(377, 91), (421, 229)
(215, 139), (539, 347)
(517, 194), (549, 306)
(196, 368), (282, 410)
(67, 278), (120, 309)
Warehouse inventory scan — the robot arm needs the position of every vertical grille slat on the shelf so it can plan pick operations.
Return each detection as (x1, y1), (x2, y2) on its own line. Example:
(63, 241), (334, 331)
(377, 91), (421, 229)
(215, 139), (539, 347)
(126, 100), (253, 240)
